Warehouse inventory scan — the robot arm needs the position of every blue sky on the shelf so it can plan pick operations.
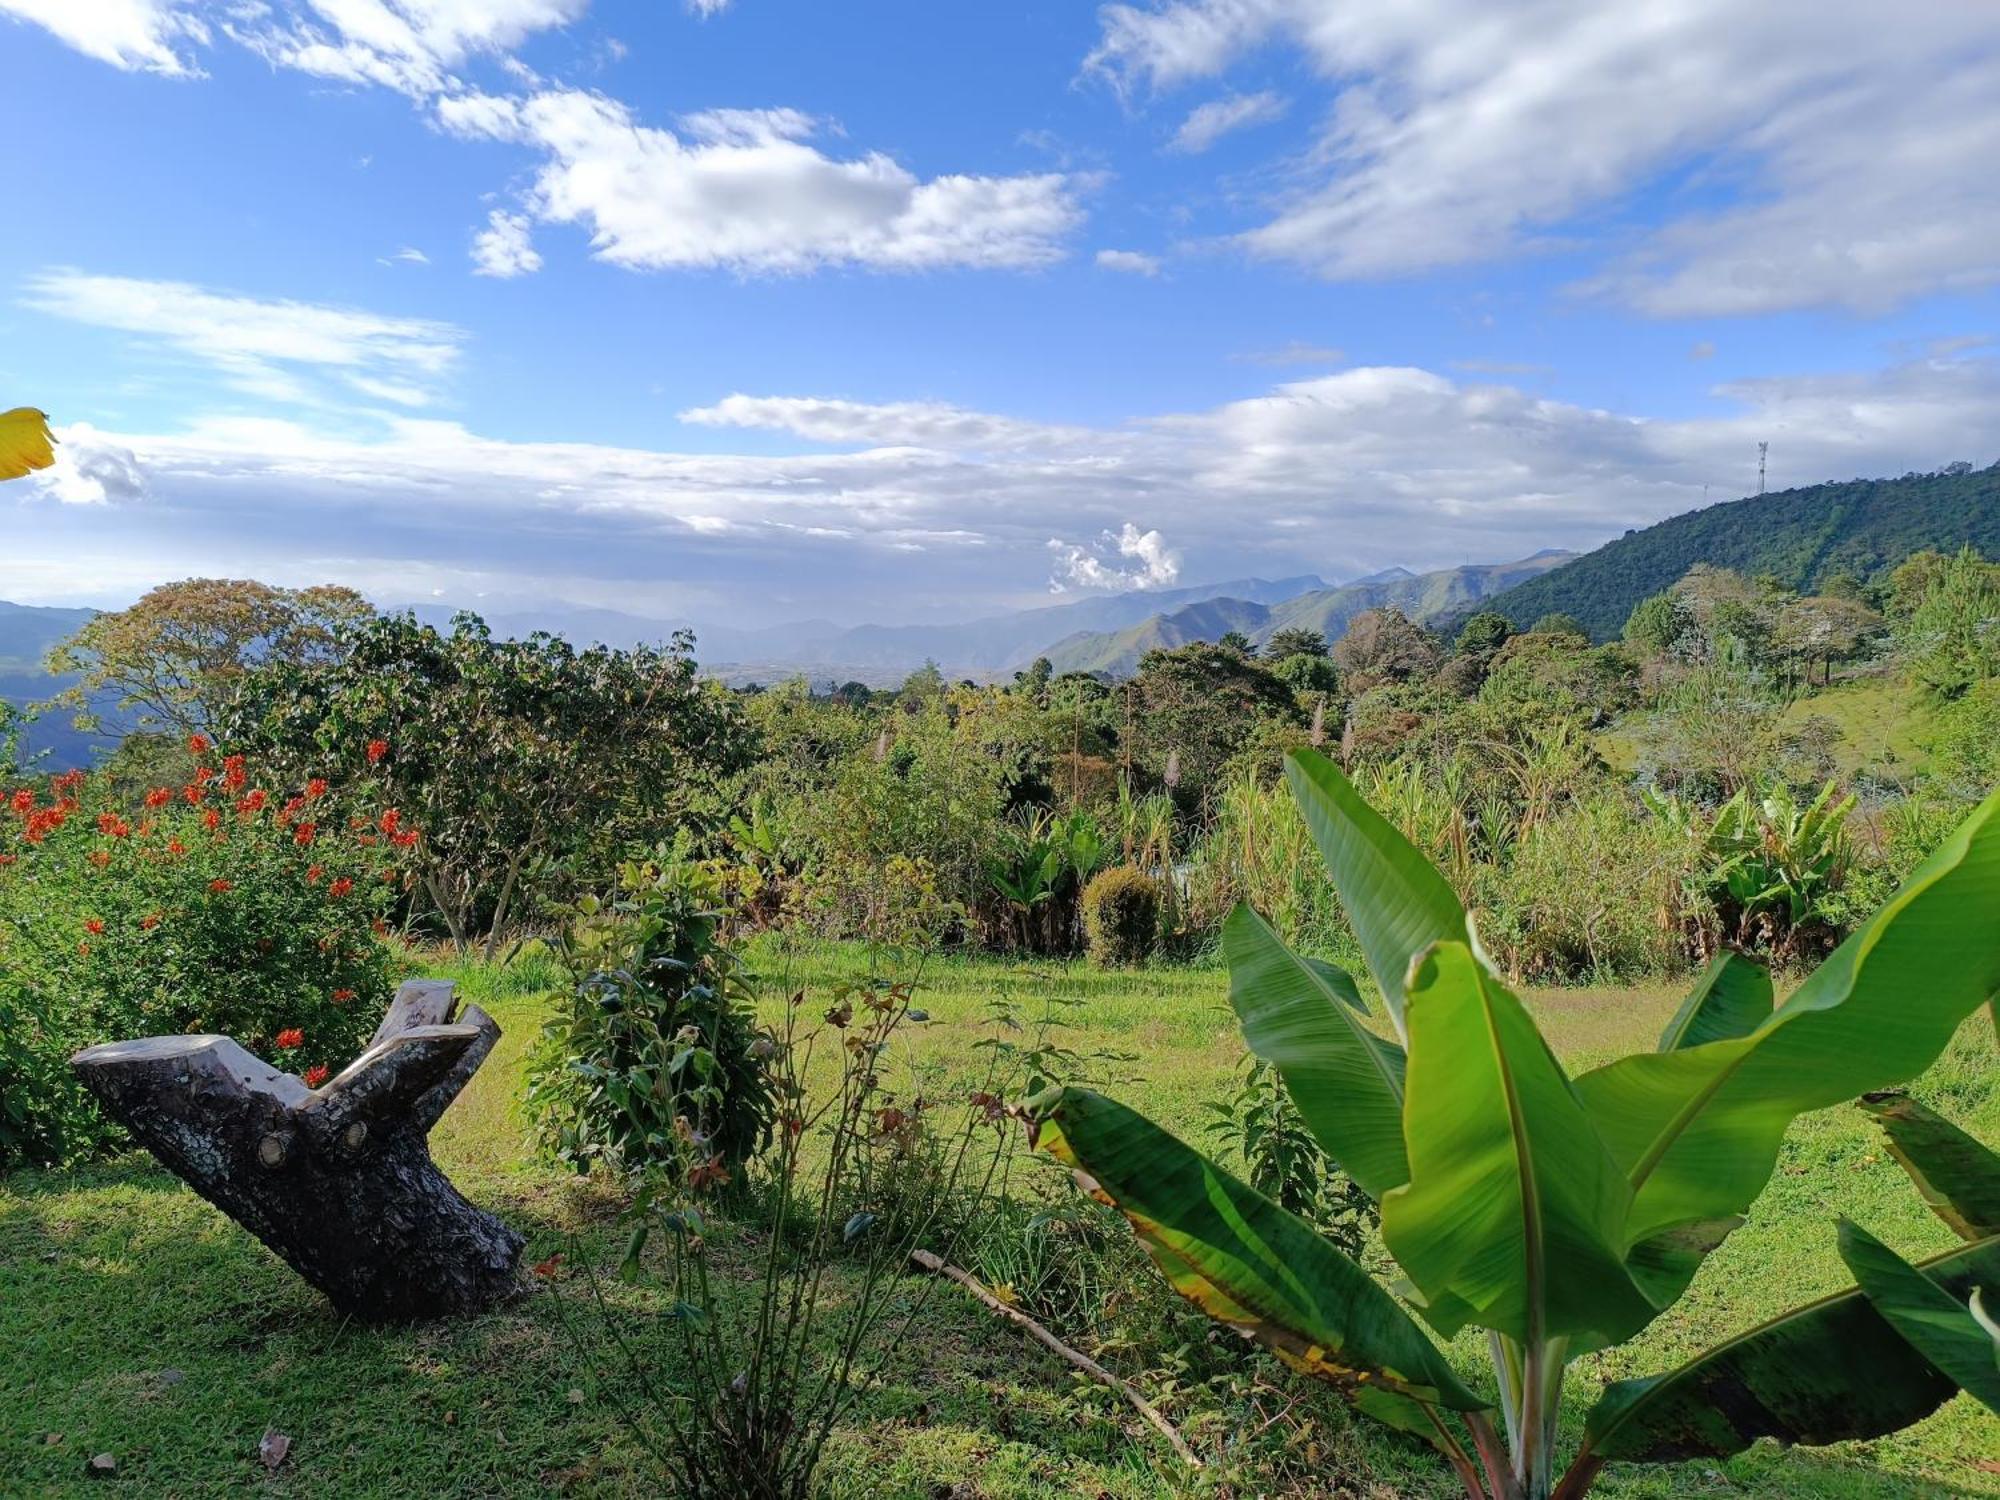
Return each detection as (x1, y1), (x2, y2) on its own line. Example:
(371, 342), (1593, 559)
(3, 1), (1998, 630)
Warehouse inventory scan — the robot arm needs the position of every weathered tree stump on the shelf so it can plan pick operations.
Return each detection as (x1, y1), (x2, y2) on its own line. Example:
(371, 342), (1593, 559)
(71, 980), (525, 1321)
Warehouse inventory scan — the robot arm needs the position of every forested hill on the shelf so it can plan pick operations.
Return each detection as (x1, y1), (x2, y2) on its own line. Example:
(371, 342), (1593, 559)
(1480, 464), (2000, 640)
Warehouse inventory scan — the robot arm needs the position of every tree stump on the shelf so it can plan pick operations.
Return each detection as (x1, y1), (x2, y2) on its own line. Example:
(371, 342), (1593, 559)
(71, 979), (525, 1321)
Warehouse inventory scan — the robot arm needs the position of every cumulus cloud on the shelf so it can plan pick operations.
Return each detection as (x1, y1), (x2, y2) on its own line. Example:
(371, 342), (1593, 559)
(1049, 523), (1182, 592)
(1087, 0), (2000, 315)
(1, 0), (208, 76)
(31, 423), (148, 505)
(439, 88), (1083, 273)
(1168, 89), (1287, 153)
(471, 210), (543, 278)
(14, 350), (1995, 621)
(21, 270), (464, 405)
(1095, 249), (1161, 276)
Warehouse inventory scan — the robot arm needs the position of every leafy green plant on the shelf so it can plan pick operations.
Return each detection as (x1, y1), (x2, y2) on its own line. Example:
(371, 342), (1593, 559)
(1029, 747), (2000, 1499)
(525, 852), (776, 1178)
(1203, 1055), (1376, 1259)
(0, 748), (398, 1166)
(1080, 864), (1162, 966)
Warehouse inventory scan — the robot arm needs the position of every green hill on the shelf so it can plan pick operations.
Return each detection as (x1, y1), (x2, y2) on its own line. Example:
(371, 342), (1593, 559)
(0, 600), (119, 769)
(1481, 465), (2000, 640)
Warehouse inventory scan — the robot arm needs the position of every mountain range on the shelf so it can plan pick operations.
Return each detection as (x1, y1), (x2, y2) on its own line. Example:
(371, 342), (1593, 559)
(1039, 552), (1574, 676)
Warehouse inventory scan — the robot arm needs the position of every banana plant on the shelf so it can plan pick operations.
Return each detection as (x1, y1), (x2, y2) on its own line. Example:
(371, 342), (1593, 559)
(0, 407), (55, 481)
(1030, 749), (2000, 1498)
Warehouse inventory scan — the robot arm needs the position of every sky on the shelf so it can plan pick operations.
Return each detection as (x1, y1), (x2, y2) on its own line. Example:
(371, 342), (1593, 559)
(3, 0), (1998, 629)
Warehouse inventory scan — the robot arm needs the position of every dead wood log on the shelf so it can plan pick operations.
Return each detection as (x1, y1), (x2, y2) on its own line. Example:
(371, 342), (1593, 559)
(71, 980), (524, 1321)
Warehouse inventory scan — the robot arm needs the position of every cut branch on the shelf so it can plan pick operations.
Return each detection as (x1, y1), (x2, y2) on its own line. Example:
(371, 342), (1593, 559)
(909, 1247), (1201, 1470)
(72, 980), (523, 1321)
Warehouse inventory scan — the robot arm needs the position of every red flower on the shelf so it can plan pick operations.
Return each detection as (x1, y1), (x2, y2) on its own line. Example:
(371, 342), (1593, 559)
(222, 754), (247, 792)
(140, 913), (161, 930)
(88, 850), (111, 869)
(274, 1028), (304, 1051)
(302, 1064), (330, 1088)
(365, 739), (389, 765)
(237, 789), (268, 815)
(379, 809), (401, 835)
(195, 765), (216, 785)
(327, 877), (354, 899)
(52, 769), (86, 794)
(332, 988), (355, 1004)
(188, 733), (211, 754)
(278, 795), (306, 825)
(306, 864), (324, 884)
(84, 918), (104, 935)
(203, 809), (221, 832)
(208, 878), (233, 894)
(0, 854), (16, 867)
(144, 787), (173, 810)
(183, 783), (205, 805)
(293, 822), (317, 846)
(10, 789), (33, 816)
(306, 778), (329, 800)
(166, 839), (188, 858)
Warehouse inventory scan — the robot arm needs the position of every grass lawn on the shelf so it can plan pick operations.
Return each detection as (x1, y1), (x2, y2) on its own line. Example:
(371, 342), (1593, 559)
(3, 943), (1997, 1497)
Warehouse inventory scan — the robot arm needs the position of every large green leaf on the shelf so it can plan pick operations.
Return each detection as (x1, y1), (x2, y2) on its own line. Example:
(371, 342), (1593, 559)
(1576, 786), (2000, 1246)
(1584, 1232), (2000, 1461)
(1222, 903), (1409, 1201)
(1656, 950), (1772, 1052)
(1028, 1085), (1483, 1411)
(1858, 1092), (2000, 1241)
(1283, 750), (1469, 1036)
(1839, 1221), (2000, 1413)
(1382, 941), (1656, 1348)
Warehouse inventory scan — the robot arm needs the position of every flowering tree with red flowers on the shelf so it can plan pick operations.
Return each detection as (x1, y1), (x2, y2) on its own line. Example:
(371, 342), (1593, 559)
(223, 611), (754, 958)
(0, 744), (403, 1166)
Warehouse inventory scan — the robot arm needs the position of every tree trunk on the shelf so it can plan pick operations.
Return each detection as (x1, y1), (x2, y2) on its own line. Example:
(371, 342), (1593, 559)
(71, 980), (524, 1321)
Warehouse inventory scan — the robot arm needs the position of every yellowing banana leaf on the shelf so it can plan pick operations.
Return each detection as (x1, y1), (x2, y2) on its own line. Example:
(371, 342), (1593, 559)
(1656, 949), (1772, 1052)
(1382, 942), (1657, 1349)
(1584, 1232), (2000, 1461)
(1283, 749), (1469, 1037)
(1838, 1220), (2000, 1413)
(0, 407), (55, 481)
(1028, 1084), (1483, 1411)
(1223, 903), (1409, 1201)
(1576, 785), (2000, 1246)
(1859, 1092), (2000, 1241)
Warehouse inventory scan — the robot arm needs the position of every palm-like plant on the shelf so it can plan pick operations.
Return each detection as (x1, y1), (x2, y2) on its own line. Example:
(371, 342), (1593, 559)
(1030, 748), (2000, 1498)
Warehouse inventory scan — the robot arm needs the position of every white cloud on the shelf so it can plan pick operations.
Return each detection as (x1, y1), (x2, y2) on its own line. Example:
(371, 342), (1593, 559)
(687, 0), (730, 14)
(1087, 1), (2000, 315)
(31, 423), (148, 505)
(14, 352), (1996, 622)
(439, 88), (1084, 273)
(226, 0), (590, 99)
(1095, 248), (1161, 276)
(1168, 89), (1287, 153)
(1, 0), (208, 76)
(385, 246), (431, 266)
(471, 210), (543, 278)
(1049, 523), (1182, 592)
(21, 270), (464, 404)
(1232, 340), (1341, 366)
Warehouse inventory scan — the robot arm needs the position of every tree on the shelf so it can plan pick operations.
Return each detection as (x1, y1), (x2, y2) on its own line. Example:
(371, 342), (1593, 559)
(1454, 611), (1514, 655)
(1013, 656), (1054, 697)
(1032, 753), (2000, 1499)
(1620, 592), (1686, 656)
(1132, 642), (1300, 803)
(1217, 630), (1254, 656)
(1773, 595), (1883, 686)
(899, 660), (946, 705)
(48, 579), (372, 736)
(1528, 611), (1589, 641)
(1264, 627), (1328, 662)
(224, 611), (753, 957)
(1331, 608), (1441, 692)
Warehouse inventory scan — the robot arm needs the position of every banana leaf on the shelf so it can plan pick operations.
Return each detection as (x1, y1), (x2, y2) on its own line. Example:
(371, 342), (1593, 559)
(1858, 1092), (2000, 1241)
(1839, 1221), (2000, 1413)
(1028, 1084), (1483, 1411)
(1656, 950), (1772, 1052)
(1222, 903), (1409, 1201)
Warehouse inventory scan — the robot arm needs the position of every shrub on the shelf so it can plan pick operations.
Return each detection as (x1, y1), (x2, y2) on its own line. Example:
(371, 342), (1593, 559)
(1080, 865), (1161, 966)
(525, 853), (775, 1178)
(0, 748), (400, 1167)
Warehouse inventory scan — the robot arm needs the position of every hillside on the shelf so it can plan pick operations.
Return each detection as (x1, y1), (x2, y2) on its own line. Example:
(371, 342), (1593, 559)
(1480, 465), (2000, 640)
(0, 600), (120, 769)
(1042, 551), (1572, 675)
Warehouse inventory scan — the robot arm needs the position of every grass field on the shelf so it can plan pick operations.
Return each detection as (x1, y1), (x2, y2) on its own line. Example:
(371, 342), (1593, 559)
(4, 942), (1998, 1497)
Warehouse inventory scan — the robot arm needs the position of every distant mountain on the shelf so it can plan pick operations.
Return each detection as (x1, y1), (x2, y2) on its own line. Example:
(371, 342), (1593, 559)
(0, 600), (120, 769)
(1042, 552), (1574, 676)
(1479, 466), (2000, 641)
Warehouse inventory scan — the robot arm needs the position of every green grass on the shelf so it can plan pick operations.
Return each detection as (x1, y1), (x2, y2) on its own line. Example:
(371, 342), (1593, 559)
(4, 944), (1998, 1497)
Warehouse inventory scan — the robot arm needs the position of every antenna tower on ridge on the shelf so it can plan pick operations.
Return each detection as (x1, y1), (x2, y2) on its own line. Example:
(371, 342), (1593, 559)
(1757, 441), (1769, 495)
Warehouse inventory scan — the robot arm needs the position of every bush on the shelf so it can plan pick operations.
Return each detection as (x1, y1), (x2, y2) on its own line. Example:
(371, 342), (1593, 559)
(525, 853), (776, 1178)
(1080, 865), (1161, 966)
(1, 749), (401, 1167)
